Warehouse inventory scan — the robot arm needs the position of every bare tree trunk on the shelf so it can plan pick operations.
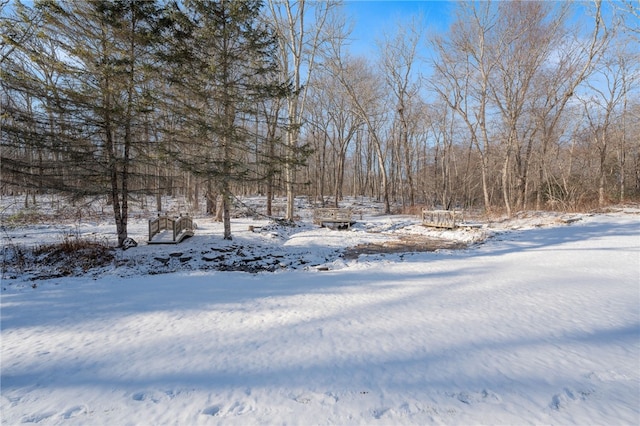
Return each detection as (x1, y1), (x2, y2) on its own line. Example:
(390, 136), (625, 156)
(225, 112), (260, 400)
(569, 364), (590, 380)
(501, 139), (513, 217)
(222, 182), (232, 240)
(205, 180), (216, 216)
(267, 0), (334, 221)
(599, 138), (607, 207)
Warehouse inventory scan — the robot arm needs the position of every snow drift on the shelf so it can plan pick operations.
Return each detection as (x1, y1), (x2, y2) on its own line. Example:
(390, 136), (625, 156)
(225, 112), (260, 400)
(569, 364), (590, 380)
(1, 209), (639, 425)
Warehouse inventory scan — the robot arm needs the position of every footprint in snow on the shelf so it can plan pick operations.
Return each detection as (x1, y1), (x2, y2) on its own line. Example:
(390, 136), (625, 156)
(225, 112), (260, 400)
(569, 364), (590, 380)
(293, 392), (338, 405)
(21, 411), (56, 423)
(374, 402), (432, 419)
(132, 392), (153, 402)
(449, 389), (502, 405)
(294, 396), (311, 404)
(62, 405), (88, 419)
(131, 390), (168, 403)
(201, 405), (221, 416)
(372, 407), (391, 419)
(550, 387), (594, 410)
(585, 370), (630, 381)
(227, 401), (251, 415)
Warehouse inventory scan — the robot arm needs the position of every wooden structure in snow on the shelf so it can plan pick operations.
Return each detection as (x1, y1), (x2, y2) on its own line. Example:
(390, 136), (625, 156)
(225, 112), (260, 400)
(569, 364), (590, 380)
(148, 214), (194, 244)
(313, 208), (355, 230)
(421, 209), (461, 229)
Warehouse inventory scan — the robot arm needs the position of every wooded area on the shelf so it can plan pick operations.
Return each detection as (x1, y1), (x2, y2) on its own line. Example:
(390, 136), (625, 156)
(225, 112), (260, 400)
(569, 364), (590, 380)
(2, 0), (639, 245)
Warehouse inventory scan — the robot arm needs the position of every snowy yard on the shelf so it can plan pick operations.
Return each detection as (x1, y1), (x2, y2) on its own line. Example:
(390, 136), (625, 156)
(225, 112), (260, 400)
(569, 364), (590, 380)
(1, 203), (639, 425)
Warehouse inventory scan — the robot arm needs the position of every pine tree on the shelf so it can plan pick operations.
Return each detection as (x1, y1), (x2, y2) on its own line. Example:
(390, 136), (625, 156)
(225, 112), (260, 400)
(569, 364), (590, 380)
(161, 0), (287, 240)
(31, 0), (161, 246)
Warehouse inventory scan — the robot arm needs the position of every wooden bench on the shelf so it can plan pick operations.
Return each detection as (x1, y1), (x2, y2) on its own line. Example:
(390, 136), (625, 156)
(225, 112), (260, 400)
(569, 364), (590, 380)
(313, 208), (355, 229)
(421, 209), (461, 229)
(148, 214), (194, 244)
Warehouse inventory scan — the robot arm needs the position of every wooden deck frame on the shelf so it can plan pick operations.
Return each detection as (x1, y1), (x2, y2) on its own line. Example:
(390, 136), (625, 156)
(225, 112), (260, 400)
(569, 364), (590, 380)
(421, 209), (461, 229)
(313, 208), (356, 229)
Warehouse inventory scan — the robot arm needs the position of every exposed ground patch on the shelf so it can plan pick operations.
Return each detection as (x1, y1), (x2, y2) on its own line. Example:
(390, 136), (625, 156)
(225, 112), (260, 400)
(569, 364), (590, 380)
(343, 234), (469, 259)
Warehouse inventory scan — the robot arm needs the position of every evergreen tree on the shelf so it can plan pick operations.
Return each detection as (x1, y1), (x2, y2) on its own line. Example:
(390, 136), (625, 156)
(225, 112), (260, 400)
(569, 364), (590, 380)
(161, 0), (288, 239)
(1, 1), (50, 206)
(6, 0), (162, 246)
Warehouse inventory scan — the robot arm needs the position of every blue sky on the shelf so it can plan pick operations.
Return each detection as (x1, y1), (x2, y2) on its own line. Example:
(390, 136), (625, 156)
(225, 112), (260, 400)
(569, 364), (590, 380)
(343, 0), (455, 56)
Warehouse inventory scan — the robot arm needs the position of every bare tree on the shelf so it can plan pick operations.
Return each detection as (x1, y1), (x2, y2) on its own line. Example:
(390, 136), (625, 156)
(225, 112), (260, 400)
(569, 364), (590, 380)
(430, 0), (610, 213)
(615, 0), (640, 37)
(429, 1), (498, 212)
(580, 31), (637, 206)
(532, 0), (609, 209)
(485, 1), (569, 216)
(307, 64), (362, 207)
(378, 16), (423, 208)
(267, 0), (335, 220)
(335, 56), (391, 213)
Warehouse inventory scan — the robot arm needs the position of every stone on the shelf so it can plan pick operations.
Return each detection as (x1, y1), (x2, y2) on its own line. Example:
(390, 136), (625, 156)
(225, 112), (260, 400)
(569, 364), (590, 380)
(121, 237), (138, 250)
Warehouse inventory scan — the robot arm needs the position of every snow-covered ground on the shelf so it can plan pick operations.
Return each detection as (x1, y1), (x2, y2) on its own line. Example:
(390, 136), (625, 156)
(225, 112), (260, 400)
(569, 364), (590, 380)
(1, 198), (639, 425)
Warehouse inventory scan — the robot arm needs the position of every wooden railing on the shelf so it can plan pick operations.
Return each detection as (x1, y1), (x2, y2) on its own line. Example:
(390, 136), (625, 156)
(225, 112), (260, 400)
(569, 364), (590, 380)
(313, 208), (354, 228)
(421, 209), (461, 229)
(148, 214), (193, 242)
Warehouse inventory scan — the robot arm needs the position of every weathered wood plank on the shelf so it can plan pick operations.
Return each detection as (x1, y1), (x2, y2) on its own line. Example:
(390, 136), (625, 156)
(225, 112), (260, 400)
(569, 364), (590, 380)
(421, 209), (461, 229)
(313, 208), (355, 229)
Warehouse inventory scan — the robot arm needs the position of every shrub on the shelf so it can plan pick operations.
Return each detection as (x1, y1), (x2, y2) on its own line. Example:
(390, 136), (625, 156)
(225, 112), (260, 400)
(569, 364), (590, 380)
(4, 236), (114, 280)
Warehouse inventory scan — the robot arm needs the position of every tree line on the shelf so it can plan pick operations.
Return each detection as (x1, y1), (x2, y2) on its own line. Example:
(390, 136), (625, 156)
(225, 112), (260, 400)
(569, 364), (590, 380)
(2, 0), (639, 244)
